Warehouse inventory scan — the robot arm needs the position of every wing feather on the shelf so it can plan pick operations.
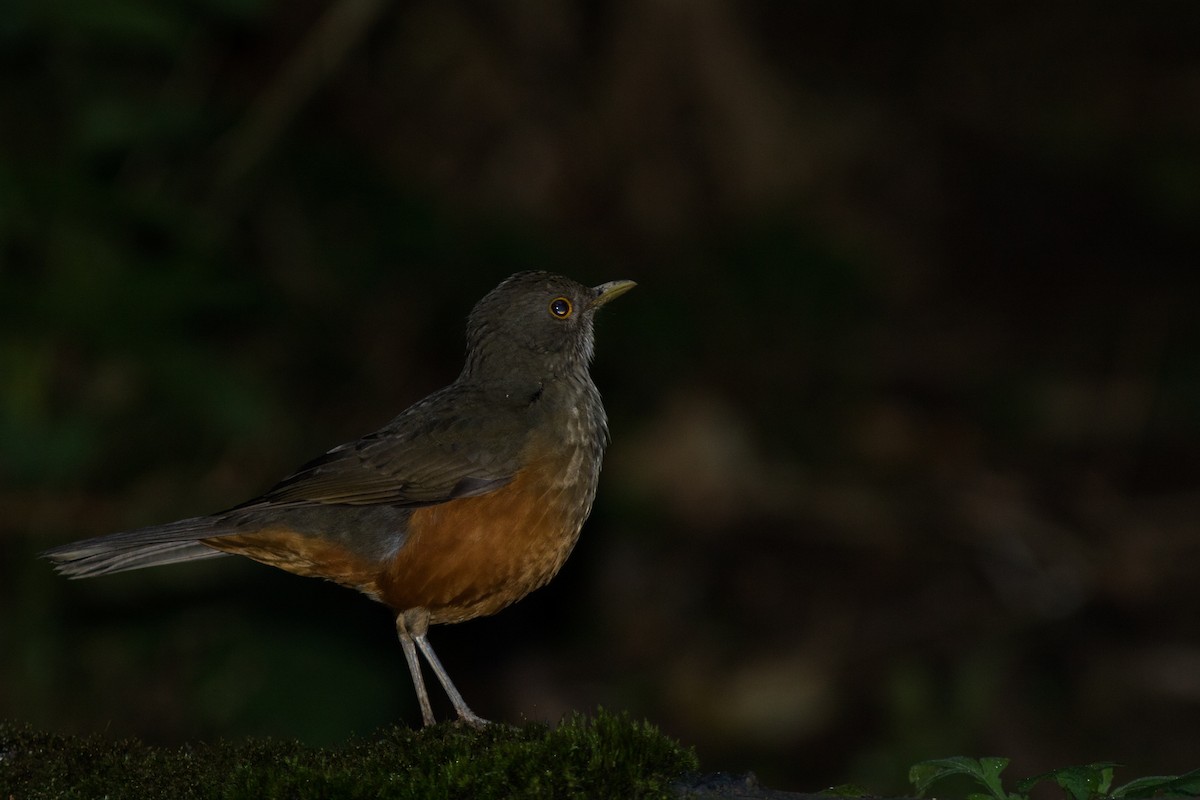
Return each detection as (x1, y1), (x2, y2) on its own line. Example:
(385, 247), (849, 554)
(254, 386), (526, 508)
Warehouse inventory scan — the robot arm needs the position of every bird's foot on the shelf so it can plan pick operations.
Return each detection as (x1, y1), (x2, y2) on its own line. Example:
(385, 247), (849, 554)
(454, 709), (490, 729)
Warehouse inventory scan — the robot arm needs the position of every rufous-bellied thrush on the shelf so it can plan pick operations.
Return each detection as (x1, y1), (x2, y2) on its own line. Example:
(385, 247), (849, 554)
(43, 270), (636, 727)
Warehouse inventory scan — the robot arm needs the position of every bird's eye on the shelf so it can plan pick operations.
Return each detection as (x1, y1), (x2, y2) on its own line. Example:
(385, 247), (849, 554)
(549, 297), (573, 319)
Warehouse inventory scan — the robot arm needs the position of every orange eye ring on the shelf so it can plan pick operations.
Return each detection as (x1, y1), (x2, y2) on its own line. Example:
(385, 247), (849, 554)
(549, 296), (573, 319)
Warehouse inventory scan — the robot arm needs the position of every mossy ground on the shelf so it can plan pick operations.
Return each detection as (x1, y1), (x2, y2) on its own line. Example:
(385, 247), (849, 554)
(0, 709), (699, 800)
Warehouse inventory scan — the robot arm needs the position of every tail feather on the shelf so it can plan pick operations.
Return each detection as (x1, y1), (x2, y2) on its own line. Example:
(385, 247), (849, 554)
(42, 516), (234, 579)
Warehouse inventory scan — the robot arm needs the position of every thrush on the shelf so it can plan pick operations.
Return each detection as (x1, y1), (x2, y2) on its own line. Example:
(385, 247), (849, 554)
(43, 270), (635, 727)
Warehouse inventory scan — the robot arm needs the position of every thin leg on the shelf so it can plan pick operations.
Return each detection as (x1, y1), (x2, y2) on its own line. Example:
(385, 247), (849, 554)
(396, 614), (436, 726)
(414, 633), (489, 728)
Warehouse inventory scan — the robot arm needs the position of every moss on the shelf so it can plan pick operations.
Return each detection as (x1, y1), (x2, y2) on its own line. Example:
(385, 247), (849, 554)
(0, 709), (698, 800)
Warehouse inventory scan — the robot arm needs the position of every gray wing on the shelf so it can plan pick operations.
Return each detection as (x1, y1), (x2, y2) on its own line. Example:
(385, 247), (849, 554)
(43, 385), (530, 579)
(249, 385), (526, 507)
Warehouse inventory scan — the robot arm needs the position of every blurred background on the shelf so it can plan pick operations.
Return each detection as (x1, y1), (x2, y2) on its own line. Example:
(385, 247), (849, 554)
(3, 0), (1200, 792)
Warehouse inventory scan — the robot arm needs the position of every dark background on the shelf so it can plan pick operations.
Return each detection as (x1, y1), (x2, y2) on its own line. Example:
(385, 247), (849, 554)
(3, 1), (1200, 792)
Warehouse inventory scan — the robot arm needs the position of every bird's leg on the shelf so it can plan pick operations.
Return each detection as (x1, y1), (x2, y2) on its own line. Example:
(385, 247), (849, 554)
(395, 612), (436, 726)
(397, 609), (488, 727)
(414, 632), (489, 728)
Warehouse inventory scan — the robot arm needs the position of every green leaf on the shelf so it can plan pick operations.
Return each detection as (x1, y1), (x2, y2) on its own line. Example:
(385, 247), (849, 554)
(978, 757), (1015, 800)
(910, 757), (1013, 800)
(1017, 763), (1119, 800)
(1112, 768), (1200, 799)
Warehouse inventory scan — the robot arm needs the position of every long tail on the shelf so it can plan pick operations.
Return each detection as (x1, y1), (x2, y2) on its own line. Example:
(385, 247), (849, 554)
(41, 516), (234, 579)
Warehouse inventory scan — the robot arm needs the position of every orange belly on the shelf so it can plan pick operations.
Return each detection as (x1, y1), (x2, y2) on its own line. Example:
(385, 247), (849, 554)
(377, 463), (592, 623)
(203, 526), (384, 593)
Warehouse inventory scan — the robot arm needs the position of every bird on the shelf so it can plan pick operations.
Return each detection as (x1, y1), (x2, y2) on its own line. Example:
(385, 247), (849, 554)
(42, 270), (636, 727)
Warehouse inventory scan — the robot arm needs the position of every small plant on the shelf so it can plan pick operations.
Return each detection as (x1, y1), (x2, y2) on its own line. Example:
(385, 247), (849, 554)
(910, 757), (1200, 800)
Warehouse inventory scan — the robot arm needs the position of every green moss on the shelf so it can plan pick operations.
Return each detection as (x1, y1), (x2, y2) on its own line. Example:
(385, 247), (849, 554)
(0, 709), (698, 800)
